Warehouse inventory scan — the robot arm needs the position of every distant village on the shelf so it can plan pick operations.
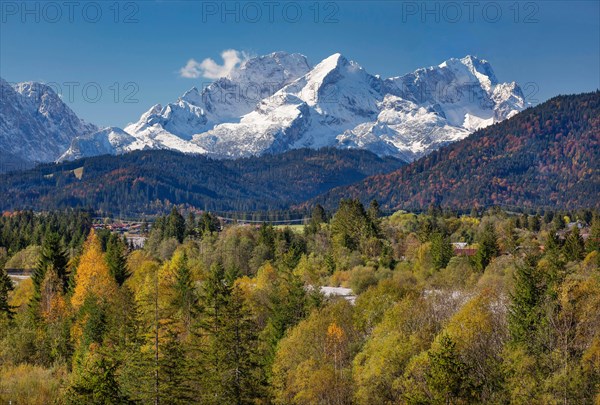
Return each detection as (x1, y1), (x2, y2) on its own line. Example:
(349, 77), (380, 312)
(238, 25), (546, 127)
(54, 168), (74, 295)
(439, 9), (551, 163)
(91, 219), (148, 249)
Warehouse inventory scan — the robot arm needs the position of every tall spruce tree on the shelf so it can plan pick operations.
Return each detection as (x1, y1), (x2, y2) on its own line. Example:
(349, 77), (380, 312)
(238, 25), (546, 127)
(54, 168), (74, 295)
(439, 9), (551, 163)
(586, 214), (600, 253)
(165, 208), (186, 243)
(105, 234), (130, 286)
(219, 285), (261, 404)
(171, 252), (197, 338)
(474, 223), (499, 271)
(427, 334), (474, 404)
(330, 199), (378, 252)
(563, 226), (585, 261)
(0, 268), (14, 318)
(305, 204), (326, 235)
(544, 230), (565, 287)
(508, 260), (544, 350)
(431, 232), (454, 270)
(368, 200), (381, 223)
(32, 232), (69, 302)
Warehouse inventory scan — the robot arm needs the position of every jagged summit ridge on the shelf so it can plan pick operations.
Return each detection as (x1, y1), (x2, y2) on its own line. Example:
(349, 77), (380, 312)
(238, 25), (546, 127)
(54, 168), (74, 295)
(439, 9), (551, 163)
(126, 52), (523, 161)
(0, 52), (525, 163)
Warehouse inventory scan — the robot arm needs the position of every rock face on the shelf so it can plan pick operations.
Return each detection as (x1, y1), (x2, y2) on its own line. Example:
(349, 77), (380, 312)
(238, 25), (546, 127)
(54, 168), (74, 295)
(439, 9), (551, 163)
(1, 52), (525, 164)
(0, 78), (97, 164)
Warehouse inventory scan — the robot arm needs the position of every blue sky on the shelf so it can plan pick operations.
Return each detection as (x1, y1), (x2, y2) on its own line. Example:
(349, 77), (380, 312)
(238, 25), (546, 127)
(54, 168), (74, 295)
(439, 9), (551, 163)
(1, 0), (598, 127)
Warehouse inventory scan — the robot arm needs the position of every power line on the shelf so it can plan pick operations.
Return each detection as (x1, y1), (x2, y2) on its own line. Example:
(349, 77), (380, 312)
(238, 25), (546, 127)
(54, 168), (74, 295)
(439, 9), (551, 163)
(216, 217), (308, 224)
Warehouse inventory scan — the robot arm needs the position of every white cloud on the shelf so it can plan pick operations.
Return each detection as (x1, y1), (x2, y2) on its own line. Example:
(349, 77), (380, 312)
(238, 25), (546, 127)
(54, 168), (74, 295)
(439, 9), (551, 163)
(179, 49), (249, 79)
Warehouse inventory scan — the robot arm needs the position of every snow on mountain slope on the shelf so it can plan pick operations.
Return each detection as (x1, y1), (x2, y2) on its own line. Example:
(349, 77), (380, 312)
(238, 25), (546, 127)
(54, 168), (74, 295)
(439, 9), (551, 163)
(337, 96), (469, 162)
(338, 55), (525, 160)
(192, 53), (384, 157)
(123, 52), (311, 146)
(53, 52), (526, 162)
(58, 127), (141, 161)
(0, 78), (97, 163)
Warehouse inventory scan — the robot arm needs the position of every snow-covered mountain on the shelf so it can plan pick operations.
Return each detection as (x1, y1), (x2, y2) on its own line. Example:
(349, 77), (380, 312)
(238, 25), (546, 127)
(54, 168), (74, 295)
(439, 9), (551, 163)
(0, 78), (97, 165)
(337, 55), (526, 161)
(1, 52), (526, 164)
(113, 52), (524, 161)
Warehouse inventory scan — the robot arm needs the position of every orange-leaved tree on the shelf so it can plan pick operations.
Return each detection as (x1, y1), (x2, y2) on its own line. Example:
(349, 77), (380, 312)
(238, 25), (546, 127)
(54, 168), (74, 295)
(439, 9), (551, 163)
(71, 230), (117, 310)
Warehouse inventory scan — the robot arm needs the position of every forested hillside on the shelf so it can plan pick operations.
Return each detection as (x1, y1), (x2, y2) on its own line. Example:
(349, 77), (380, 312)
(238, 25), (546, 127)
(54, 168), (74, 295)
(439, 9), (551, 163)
(0, 148), (403, 214)
(1, 206), (599, 404)
(311, 92), (600, 211)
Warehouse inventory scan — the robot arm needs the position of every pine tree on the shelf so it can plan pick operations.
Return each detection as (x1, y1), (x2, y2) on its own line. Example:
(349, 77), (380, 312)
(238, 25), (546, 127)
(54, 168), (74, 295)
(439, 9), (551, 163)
(431, 232), (454, 270)
(157, 332), (195, 405)
(563, 226), (585, 261)
(200, 262), (233, 402)
(66, 354), (132, 405)
(259, 267), (307, 378)
(185, 212), (197, 238)
(474, 223), (499, 271)
(544, 231), (565, 287)
(171, 252), (197, 338)
(200, 262), (288, 403)
(553, 214), (566, 230)
(219, 285), (261, 404)
(585, 214), (600, 254)
(529, 215), (541, 232)
(427, 334), (474, 404)
(105, 234), (130, 286)
(32, 232), (69, 300)
(368, 200), (381, 222)
(312, 204), (326, 224)
(0, 268), (14, 318)
(520, 214), (529, 230)
(165, 208), (186, 243)
(199, 212), (220, 235)
(305, 204), (326, 235)
(330, 199), (378, 252)
(508, 261), (544, 350)
(543, 211), (555, 224)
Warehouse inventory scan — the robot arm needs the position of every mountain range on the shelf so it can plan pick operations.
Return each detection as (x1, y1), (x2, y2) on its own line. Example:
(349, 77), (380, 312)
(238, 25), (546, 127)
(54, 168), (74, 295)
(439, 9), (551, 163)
(1, 92), (596, 214)
(0, 52), (525, 166)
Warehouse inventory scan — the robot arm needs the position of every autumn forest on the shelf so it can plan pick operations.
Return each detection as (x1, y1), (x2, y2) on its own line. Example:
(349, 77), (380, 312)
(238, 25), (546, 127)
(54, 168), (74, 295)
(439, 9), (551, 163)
(0, 203), (599, 404)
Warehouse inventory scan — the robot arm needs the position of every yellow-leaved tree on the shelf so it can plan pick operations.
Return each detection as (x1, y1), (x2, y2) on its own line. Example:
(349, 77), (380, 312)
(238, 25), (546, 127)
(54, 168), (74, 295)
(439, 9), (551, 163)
(71, 230), (117, 310)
